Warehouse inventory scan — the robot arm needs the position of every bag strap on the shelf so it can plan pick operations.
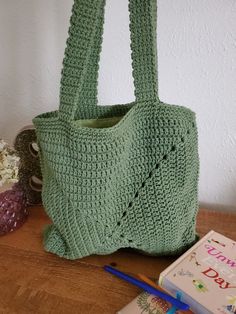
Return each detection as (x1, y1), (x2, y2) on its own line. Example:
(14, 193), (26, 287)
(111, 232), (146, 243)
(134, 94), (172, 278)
(59, 0), (158, 122)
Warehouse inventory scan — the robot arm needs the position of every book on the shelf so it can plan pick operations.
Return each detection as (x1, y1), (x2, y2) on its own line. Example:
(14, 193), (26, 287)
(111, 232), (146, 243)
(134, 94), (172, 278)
(117, 291), (193, 313)
(118, 230), (236, 314)
(159, 230), (236, 314)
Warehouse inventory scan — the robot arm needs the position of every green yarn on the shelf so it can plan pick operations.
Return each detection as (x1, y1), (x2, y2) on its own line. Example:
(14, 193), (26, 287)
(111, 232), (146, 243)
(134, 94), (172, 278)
(33, 0), (199, 260)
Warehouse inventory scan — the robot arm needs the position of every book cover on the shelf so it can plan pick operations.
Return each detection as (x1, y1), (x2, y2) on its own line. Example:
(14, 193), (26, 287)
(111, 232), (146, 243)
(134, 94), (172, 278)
(117, 291), (193, 314)
(159, 230), (236, 314)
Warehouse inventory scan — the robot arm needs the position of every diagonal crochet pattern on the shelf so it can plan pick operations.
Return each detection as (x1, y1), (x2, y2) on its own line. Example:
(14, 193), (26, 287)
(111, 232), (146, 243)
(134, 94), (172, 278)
(33, 0), (199, 260)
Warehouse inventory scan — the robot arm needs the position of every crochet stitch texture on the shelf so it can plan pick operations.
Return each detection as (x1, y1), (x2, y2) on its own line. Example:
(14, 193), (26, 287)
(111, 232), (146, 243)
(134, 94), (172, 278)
(33, 0), (199, 259)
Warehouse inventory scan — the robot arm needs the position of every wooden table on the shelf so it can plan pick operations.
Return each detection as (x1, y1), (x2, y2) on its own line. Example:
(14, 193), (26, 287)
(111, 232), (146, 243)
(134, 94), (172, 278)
(0, 207), (235, 314)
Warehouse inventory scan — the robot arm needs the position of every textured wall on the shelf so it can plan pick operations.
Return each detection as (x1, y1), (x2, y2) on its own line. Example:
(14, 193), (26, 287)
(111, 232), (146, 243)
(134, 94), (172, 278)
(0, 0), (236, 211)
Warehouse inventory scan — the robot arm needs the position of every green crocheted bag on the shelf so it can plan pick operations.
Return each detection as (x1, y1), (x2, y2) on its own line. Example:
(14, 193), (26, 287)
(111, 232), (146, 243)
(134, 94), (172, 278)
(33, 0), (199, 260)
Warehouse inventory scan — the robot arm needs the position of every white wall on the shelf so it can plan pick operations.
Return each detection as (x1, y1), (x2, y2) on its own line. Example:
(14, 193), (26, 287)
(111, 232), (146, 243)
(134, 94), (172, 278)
(0, 0), (236, 211)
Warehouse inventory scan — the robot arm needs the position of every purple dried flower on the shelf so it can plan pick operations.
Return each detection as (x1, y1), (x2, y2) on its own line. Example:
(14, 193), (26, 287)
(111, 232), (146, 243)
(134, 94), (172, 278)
(0, 183), (28, 236)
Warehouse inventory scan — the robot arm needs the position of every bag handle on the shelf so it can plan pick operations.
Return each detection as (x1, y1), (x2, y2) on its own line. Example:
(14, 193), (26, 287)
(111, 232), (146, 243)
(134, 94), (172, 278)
(59, 0), (158, 122)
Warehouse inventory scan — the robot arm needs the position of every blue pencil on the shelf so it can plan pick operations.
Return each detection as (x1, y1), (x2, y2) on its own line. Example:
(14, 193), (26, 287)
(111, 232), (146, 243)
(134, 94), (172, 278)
(104, 265), (190, 311)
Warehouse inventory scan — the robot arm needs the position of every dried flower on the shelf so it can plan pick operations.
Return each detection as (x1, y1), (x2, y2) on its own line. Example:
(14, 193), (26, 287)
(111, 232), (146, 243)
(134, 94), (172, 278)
(0, 139), (20, 187)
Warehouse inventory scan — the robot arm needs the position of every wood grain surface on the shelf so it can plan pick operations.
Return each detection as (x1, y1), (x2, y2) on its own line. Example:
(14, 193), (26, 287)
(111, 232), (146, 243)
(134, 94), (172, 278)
(0, 207), (235, 314)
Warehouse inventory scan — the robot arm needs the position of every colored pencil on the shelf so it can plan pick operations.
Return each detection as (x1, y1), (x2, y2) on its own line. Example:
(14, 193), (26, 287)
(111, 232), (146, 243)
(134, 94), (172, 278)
(104, 265), (190, 310)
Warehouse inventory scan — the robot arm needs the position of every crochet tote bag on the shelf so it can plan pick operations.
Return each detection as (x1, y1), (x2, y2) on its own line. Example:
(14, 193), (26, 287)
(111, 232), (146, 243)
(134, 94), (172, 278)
(33, 0), (199, 260)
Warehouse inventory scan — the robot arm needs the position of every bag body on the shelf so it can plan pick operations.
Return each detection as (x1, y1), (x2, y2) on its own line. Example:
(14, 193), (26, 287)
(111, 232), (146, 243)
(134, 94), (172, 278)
(33, 0), (199, 260)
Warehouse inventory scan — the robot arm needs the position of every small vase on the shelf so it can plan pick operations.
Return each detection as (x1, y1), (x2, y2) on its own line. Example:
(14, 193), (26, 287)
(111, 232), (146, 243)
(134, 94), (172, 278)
(0, 183), (28, 236)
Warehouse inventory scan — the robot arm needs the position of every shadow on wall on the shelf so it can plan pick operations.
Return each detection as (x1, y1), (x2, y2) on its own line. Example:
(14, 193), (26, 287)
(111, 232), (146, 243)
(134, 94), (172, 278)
(0, 0), (72, 143)
(200, 175), (236, 212)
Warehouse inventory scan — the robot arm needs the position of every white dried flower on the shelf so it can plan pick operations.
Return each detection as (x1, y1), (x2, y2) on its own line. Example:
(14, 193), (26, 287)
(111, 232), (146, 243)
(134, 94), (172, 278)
(0, 139), (20, 187)
(0, 141), (6, 152)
